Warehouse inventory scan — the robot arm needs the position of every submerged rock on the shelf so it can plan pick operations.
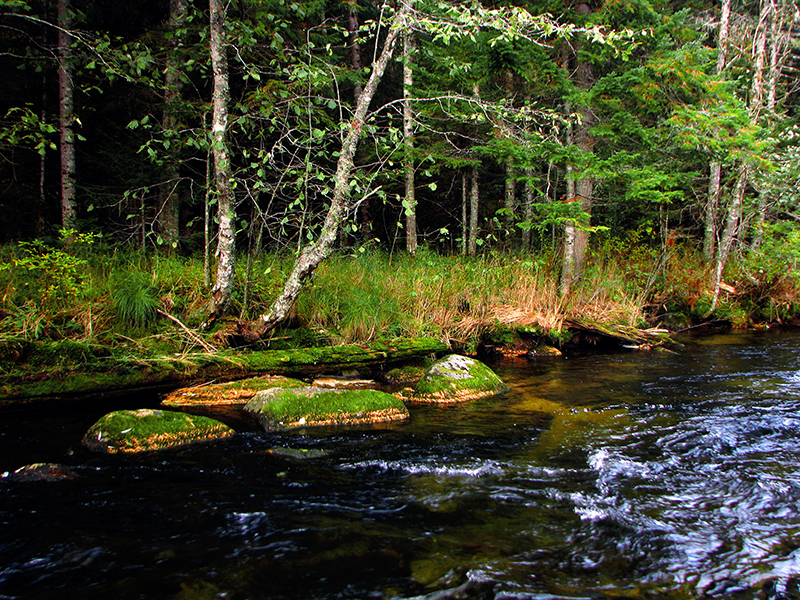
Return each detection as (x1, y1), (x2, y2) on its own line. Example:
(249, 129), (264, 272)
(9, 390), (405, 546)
(3, 462), (78, 482)
(82, 409), (235, 454)
(244, 387), (409, 432)
(407, 354), (509, 403)
(162, 375), (306, 407)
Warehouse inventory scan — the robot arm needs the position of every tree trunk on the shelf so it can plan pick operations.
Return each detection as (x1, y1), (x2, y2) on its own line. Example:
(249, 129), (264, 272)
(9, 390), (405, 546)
(468, 167), (479, 257)
(710, 0), (767, 311)
(346, 0), (363, 104)
(403, 19), (417, 255)
(258, 4), (408, 334)
(705, 0), (731, 261)
(205, 0), (236, 326)
(560, 2), (595, 293)
(461, 170), (468, 255)
(560, 156), (577, 296)
(158, 0), (187, 248)
(504, 162), (516, 245)
(57, 0), (77, 230)
(521, 167), (534, 250)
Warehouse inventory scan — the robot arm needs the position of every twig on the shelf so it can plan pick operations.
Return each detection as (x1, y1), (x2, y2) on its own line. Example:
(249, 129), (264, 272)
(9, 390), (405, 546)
(156, 309), (218, 353)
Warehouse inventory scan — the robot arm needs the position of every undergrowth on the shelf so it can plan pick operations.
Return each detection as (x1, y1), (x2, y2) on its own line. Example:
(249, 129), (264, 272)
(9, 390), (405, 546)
(0, 231), (797, 356)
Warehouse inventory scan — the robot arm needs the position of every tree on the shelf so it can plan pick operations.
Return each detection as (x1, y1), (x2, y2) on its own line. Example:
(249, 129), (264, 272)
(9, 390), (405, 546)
(258, 2), (409, 334)
(157, 0), (188, 249)
(205, 0), (236, 325)
(403, 10), (418, 255)
(58, 0), (77, 230)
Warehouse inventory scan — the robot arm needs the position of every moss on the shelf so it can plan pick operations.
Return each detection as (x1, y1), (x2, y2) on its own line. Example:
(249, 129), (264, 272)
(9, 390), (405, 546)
(244, 387), (409, 431)
(82, 409), (235, 454)
(0, 337), (448, 404)
(408, 354), (509, 404)
(162, 375), (307, 407)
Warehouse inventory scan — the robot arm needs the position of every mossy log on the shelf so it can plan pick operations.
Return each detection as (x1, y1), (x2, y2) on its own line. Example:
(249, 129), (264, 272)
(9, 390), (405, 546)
(244, 387), (410, 432)
(0, 338), (448, 405)
(561, 319), (676, 352)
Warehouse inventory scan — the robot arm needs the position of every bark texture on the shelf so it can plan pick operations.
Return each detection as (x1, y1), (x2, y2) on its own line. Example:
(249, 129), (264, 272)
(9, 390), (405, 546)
(58, 0), (77, 230)
(403, 21), (417, 255)
(205, 0), (236, 325)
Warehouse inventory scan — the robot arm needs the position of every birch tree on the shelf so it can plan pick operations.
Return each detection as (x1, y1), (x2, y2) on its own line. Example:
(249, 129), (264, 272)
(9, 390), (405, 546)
(205, 0), (236, 326)
(403, 12), (418, 255)
(258, 3), (409, 334)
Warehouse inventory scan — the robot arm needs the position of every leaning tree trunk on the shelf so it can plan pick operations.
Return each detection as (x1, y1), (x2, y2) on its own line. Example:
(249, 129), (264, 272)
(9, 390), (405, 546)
(57, 0), (77, 230)
(258, 4), (408, 335)
(204, 0), (236, 327)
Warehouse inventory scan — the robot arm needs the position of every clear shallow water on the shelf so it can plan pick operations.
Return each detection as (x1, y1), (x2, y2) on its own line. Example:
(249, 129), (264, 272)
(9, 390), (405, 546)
(3, 330), (800, 599)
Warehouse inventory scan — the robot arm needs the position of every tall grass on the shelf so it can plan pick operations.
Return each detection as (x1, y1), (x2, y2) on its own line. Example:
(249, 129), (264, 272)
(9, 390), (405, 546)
(1, 236), (797, 350)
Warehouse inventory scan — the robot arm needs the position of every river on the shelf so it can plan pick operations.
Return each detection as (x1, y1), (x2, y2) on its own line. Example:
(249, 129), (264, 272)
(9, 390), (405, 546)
(2, 329), (800, 599)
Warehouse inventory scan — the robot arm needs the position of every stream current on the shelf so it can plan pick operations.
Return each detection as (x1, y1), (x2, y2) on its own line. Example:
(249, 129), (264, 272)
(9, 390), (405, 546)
(3, 330), (800, 599)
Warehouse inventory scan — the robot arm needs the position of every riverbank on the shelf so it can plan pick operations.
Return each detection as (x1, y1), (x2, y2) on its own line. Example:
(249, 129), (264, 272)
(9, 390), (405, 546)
(1, 242), (797, 403)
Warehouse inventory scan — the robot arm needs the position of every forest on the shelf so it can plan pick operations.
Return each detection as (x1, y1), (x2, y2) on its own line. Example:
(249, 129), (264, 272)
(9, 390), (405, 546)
(1, 0), (799, 358)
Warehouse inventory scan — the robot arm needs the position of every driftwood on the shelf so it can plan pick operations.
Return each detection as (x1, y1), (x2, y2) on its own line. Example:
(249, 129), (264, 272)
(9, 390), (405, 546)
(562, 319), (676, 351)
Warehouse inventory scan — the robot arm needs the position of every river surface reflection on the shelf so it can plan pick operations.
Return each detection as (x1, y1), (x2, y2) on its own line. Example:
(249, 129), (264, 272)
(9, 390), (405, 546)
(3, 329), (800, 599)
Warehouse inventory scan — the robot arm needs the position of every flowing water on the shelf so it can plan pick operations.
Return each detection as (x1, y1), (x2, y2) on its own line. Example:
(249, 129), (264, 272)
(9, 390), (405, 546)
(3, 330), (800, 600)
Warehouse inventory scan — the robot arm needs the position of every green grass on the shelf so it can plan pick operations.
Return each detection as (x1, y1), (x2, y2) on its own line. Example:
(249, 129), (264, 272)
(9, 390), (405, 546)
(0, 236), (797, 360)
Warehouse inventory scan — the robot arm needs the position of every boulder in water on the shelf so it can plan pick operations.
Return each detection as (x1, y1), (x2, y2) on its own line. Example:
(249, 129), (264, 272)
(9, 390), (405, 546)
(244, 387), (409, 432)
(407, 354), (508, 403)
(82, 409), (235, 454)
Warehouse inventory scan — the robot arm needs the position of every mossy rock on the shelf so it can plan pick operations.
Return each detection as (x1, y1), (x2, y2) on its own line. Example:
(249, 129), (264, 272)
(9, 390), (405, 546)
(82, 409), (235, 454)
(407, 354), (509, 404)
(162, 375), (307, 407)
(244, 387), (409, 432)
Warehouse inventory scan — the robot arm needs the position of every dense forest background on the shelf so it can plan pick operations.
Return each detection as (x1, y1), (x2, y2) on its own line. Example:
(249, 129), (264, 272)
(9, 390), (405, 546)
(1, 0), (799, 348)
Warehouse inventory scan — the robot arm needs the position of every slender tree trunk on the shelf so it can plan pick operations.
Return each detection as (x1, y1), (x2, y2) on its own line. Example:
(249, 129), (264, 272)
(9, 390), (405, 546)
(468, 167), (479, 257)
(461, 170), (468, 255)
(57, 0), (77, 230)
(560, 156), (577, 296)
(504, 162), (516, 245)
(205, 0), (236, 326)
(158, 0), (187, 248)
(258, 4), (408, 334)
(403, 19), (417, 255)
(705, 0), (731, 261)
(711, 0), (768, 310)
(521, 167), (534, 250)
(346, 0), (363, 104)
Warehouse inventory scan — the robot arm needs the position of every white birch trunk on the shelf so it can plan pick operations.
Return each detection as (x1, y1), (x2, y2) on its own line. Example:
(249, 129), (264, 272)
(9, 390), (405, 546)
(403, 21), (417, 255)
(468, 167), (479, 257)
(205, 0), (237, 325)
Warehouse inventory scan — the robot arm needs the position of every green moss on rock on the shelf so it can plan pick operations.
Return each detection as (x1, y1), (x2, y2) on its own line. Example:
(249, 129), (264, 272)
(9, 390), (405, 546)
(82, 409), (235, 454)
(162, 375), (306, 407)
(408, 354), (509, 403)
(244, 387), (409, 432)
